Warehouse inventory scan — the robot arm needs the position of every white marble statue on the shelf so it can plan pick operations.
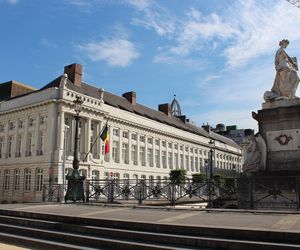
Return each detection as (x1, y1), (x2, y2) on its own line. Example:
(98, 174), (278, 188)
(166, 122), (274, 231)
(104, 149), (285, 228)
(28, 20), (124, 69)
(243, 134), (267, 173)
(264, 39), (299, 101)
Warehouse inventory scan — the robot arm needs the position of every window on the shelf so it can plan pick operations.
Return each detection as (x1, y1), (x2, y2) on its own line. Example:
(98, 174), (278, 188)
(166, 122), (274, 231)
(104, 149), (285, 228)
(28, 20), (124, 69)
(122, 143), (129, 164)
(190, 147), (193, 153)
(13, 169), (20, 191)
(28, 133), (33, 156)
(185, 147), (188, 152)
(147, 148), (153, 167)
(185, 155), (189, 170)
(195, 157), (199, 172)
(39, 132), (44, 155)
(8, 136), (13, 158)
(0, 123), (4, 132)
(112, 141), (119, 162)
(155, 139), (159, 146)
(168, 152), (173, 169)
(36, 168), (43, 191)
(139, 135), (145, 142)
(162, 141), (166, 147)
(155, 149), (160, 168)
(91, 123), (94, 131)
(4, 169), (10, 190)
(131, 133), (137, 140)
(180, 154), (184, 169)
(174, 144), (178, 150)
(190, 156), (194, 171)
(64, 117), (70, 125)
(147, 138), (153, 144)
(140, 146), (145, 166)
(131, 145), (137, 164)
(168, 142), (172, 148)
(113, 129), (119, 137)
(0, 137), (4, 158)
(122, 131), (128, 139)
(29, 118), (34, 127)
(180, 145), (183, 150)
(24, 168), (31, 191)
(16, 135), (22, 157)
(174, 153), (178, 169)
(91, 170), (100, 189)
(9, 122), (15, 130)
(162, 151), (167, 168)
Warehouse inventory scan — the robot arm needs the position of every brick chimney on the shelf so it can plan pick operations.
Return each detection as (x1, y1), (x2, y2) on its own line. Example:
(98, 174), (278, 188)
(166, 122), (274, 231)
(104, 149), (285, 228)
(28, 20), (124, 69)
(64, 63), (82, 87)
(202, 124), (211, 133)
(122, 91), (136, 105)
(158, 103), (171, 116)
(178, 115), (187, 123)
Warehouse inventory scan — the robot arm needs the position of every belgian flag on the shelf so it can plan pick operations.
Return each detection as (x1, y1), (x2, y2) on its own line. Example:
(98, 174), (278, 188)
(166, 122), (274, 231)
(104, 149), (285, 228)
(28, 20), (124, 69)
(100, 124), (109, 154)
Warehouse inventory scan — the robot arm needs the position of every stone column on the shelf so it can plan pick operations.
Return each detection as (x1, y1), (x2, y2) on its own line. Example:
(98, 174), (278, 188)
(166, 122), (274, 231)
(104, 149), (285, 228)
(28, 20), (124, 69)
(128, 131), (132, 164)
(119, 128), (122, 164)
(145, 135), (148, 166)
(35, 114), (41, 156)
(86, 118), (92, 162)
(23, 118), (29, 157)
(136, 133), (140, 165)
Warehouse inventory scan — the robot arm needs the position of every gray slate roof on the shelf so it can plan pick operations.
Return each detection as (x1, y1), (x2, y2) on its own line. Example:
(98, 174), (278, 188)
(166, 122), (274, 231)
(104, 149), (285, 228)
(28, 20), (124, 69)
(4, 75), (240, 150)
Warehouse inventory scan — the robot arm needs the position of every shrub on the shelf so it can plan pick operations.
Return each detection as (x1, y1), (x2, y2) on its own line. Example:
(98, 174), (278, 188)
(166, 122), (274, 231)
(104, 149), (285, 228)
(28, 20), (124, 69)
(169, 169), (186, 184)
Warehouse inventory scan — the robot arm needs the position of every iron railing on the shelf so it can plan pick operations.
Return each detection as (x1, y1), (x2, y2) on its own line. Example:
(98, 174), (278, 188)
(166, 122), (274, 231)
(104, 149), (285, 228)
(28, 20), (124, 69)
(43, 176), (300, 210)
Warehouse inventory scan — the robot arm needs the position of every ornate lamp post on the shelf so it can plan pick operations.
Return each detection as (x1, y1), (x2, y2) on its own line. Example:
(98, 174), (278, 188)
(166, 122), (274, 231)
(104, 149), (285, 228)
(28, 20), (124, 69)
(207, 139), (215, 208)
(65, 96), (86, 202)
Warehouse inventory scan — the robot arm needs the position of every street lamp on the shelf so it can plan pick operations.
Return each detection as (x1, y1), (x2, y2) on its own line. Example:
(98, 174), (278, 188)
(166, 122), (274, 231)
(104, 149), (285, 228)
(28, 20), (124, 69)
(65, 96), (86, 202)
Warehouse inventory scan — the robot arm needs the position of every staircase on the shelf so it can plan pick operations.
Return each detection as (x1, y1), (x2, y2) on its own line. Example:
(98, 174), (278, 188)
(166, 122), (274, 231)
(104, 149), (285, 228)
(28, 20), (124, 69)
(0, 209), (299, 250)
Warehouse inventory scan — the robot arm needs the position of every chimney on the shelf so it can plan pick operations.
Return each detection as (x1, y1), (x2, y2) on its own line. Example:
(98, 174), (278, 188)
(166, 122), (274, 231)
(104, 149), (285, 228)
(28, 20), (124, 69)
(64, 63), (82, 87)
(202, 124), (211, 133)
(122, 91), (136, 105)
(158, 103), (171, 116)
(178, 115), (187, 123)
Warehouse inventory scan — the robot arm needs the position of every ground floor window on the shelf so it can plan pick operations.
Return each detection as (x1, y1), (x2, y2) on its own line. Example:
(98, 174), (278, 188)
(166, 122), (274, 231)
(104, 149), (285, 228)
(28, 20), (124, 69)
(36, 168), (43, 191)
(24, 168), (31, 191)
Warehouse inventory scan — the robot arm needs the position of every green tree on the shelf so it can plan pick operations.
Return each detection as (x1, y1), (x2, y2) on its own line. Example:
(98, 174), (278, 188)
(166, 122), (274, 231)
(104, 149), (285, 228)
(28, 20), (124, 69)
(169, 169), (186, 185)
(192, 173), (206, 185)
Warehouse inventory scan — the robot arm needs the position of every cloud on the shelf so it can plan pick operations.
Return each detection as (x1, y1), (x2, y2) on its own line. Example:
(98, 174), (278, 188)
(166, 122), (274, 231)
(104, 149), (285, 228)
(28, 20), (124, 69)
(7, 0), (18, 4)
(128, 0), (175, 36)
(77, 38), (140, 67)
(223, 0), (300, 68)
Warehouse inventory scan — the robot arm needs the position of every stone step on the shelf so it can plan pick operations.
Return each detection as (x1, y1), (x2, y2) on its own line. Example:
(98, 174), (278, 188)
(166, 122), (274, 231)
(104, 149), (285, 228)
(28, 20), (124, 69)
(0, 215), (300, 250)
(0, 232), (101, 250)
(0, 223), (198, 250)
(0, 209), (299, 245)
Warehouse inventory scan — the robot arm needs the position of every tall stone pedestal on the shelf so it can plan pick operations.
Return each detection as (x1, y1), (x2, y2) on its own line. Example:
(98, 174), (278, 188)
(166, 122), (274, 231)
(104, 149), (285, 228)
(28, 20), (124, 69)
(239, 99), (300, 210)
(257, 98), (300, 172)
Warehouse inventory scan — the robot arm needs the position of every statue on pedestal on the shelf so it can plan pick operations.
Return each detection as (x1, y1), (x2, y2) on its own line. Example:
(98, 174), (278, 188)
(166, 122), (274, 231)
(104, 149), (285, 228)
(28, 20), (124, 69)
(264, 39), (299, 101)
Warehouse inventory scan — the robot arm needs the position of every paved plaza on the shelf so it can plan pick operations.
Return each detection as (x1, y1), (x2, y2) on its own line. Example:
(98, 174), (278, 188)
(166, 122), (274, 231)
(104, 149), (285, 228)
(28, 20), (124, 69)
(1, 203), (300, 232)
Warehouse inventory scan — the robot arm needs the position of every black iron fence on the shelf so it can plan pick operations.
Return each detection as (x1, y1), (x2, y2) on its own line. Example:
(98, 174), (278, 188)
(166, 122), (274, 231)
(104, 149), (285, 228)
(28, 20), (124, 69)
(43, 175), (300, 210)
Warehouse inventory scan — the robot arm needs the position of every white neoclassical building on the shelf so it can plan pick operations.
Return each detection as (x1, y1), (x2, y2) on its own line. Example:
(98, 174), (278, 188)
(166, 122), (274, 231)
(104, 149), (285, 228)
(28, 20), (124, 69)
(0, 64), (242, 202)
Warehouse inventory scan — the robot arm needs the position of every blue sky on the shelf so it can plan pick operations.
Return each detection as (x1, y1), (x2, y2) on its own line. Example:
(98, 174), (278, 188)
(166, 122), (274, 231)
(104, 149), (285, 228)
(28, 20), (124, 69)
(1, 0), (300, 131)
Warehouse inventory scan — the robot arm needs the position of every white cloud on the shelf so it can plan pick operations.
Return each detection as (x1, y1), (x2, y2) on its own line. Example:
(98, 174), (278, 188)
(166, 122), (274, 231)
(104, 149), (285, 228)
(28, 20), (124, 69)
(77, 38), (140, 67)
(145, 1), (300, 70)
(223, 0), (300, 68)
(7, 0), (18, 4)
(128, 0), (175, 36)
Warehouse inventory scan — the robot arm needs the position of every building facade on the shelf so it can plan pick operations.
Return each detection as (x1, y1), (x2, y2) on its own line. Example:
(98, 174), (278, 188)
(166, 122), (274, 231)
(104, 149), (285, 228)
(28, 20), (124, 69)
(0, 64), (242, 203)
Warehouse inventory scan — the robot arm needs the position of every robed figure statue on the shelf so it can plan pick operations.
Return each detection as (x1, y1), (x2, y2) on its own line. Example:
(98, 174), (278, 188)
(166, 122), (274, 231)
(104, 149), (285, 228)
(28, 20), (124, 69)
(264, 39), (299, 101)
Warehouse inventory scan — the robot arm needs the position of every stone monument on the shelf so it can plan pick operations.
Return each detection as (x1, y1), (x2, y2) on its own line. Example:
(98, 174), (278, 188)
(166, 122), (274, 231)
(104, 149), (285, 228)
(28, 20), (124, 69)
(239, 39), (300, 210)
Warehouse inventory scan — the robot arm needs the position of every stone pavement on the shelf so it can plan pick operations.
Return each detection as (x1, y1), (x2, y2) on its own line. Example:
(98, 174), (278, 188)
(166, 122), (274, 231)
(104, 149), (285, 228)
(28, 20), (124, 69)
(1, 203), (300, 232)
